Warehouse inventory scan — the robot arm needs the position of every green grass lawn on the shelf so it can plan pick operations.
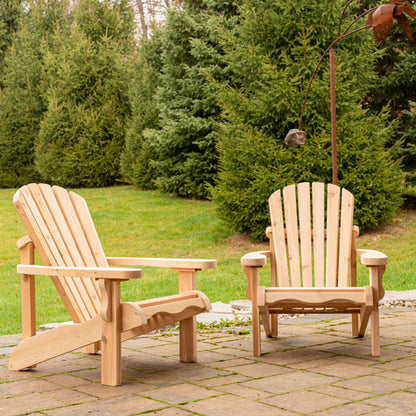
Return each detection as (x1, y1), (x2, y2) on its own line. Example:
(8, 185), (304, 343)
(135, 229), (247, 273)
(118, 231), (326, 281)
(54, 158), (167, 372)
(1, 186), (415, 335)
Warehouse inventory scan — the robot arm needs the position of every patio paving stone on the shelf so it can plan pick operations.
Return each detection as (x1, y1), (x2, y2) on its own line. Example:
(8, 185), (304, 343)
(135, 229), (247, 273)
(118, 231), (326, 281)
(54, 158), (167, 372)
(0, 308), (415, 415)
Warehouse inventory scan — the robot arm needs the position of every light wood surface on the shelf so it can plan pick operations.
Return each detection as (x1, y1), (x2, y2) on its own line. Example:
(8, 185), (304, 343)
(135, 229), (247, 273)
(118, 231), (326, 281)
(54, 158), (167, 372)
(242, 182), (387, 357)
(10, 183), (214, 386)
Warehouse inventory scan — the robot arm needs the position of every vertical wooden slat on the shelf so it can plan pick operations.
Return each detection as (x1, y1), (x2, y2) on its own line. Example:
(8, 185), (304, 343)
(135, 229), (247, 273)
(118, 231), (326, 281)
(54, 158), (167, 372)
(283, 185), (301, 286)
(326, 183), (340, 287)
(338, 188), (354, 287)
(297, 183), (312, 287)
(312, 183), (325, 286)
(36, 184), (97, 319)
(69, 191), (105, 313)
(69, 191), (108, 267)
(15, 186), (83, 321)
(269, 190), (289, 287)
(53, 186), (104, 316)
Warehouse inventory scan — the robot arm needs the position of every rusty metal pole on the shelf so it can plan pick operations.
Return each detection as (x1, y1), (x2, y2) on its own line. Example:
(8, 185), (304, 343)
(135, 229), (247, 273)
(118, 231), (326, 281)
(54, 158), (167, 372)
(329, 48), (338, 185)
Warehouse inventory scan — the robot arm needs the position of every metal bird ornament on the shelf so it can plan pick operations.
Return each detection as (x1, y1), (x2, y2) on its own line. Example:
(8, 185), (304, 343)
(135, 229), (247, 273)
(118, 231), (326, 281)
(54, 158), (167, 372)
(367, 1), (416, 44)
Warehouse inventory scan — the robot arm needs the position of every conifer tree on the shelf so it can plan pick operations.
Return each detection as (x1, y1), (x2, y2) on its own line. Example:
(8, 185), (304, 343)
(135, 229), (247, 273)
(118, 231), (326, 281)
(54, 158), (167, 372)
(0, 0), (22, 83)
(0, 0), (67, 187)
(143, 0), (239, 198)
(212, 0), (404, 240)
(35, 0), (135, 187)
(120, 33), (163, 189)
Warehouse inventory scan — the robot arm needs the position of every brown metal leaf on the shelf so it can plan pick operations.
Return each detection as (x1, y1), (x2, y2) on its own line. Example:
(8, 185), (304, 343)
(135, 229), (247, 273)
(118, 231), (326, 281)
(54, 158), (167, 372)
(396, 13), (414, 41)
(402, 5), (416, 20)
(371, 3), (395, 44)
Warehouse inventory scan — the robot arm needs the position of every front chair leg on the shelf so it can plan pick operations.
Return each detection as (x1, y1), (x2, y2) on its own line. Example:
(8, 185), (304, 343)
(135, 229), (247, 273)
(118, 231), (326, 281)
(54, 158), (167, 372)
(370, 266), (382, 357)
(177, 269), (198, 362)
(100, 280), (122, 386)
(249, 267), (261, 357)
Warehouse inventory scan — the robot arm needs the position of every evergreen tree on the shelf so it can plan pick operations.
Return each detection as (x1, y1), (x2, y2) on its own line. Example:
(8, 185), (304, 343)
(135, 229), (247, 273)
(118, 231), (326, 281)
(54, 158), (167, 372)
(0, 0), (22, 83)
(143, 0), (240, 198)
(364, 3), (416, 195)
(0, 0), (67, 187)
(212, 0), (404, 240)
(402, 100), (416, 194)
(120, 32), (163, 189)
(35, 0), (135, 187)
(367, 14), (416, 193)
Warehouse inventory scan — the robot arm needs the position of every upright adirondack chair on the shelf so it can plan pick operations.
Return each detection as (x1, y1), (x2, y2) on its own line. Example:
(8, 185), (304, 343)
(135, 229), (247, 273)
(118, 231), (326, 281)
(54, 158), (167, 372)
(241, 183), (388, 357)
(10, 184), (215, 386)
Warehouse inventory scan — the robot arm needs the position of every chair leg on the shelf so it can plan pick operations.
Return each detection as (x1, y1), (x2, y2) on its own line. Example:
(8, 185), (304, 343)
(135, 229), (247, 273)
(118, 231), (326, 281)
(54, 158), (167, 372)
(371, 305), (380, 356)
(271, 314), (278, 337)
(351, 313), (359, 337)
(179, 316), (197, 362)
(21, 240), (37, 368)
(178, 270), (197, 362)
(252, 304), (261, 357)
(369, 266), (382, 356)
(101, 281), (121, 386)
(260, 306), (272, 337)
(249, 267), (261, 356)
(358, 304), (372, 337)
(82, 342), (101, 354)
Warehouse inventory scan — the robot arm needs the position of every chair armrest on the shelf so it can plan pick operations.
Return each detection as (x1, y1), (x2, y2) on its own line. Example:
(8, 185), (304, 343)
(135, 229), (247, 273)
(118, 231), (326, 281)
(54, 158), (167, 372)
(107, 257), (216, 270)
(241, 251), (270, 267)
(17, 264), (142, 280)
(357, 249), (388, 267)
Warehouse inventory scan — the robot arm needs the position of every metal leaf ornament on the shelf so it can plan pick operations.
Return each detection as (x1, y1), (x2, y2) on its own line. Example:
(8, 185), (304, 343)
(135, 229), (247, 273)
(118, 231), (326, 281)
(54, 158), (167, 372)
(367, 1), (416, 44)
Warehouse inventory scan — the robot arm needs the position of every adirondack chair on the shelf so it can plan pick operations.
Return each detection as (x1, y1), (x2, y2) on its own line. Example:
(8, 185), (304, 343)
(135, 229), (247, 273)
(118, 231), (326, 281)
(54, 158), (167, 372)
(9, 183), (216, 386)
(241, 182), (388, 357)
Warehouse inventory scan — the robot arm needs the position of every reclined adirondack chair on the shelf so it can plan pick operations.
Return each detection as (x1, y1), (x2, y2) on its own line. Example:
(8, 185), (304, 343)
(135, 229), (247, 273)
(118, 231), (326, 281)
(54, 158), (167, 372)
(241, 182), (388, 357)
(10, 183), (215, 386)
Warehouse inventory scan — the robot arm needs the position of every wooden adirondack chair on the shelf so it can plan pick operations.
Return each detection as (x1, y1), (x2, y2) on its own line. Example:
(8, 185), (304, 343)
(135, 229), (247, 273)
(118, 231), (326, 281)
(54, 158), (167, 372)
(241, 182), (388, 357)
(10, 183), (216, 386)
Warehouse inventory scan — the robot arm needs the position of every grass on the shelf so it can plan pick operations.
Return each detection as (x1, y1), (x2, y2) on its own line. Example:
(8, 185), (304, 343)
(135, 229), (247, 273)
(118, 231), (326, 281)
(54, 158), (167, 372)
(0, 186), (415, 335)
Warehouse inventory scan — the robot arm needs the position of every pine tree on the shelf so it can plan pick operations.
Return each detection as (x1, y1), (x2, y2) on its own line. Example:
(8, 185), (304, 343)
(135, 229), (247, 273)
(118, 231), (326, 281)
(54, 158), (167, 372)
(212, 0), (404, 240)
(365, 6), (416, 195)
(120, 32), (163, 189)
(35, 0), (135, 187)
(0, 0), (22, 84)
(143, 0), (240, 198)
(0, 0), (67, 187)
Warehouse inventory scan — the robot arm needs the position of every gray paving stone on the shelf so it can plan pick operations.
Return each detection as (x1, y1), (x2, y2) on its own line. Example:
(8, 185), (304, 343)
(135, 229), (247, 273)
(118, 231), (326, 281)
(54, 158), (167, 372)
(1, 308), (416, 415)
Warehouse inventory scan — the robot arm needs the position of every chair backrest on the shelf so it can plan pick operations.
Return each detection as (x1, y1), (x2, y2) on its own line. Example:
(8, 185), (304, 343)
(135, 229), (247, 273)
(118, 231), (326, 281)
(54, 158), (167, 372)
(14, 183), (105, 323)
(268, 182), (356, 288)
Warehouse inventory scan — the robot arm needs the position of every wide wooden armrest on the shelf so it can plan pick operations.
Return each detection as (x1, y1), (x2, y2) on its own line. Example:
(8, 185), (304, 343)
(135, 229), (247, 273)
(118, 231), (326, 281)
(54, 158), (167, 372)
(357, 249), (388, 267)
(241, 251), (270, 267)
(17, 264), (142, 280)
(107, 257), (216, 270)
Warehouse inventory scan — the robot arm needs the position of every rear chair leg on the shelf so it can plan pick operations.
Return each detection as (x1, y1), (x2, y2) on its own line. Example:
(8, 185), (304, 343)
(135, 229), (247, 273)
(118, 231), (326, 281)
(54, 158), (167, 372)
(271, 314), (278, 337)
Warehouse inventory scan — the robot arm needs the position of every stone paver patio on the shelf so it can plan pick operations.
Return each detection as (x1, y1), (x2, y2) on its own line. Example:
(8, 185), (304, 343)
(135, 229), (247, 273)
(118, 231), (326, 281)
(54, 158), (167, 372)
(1, 308), (416, 415)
